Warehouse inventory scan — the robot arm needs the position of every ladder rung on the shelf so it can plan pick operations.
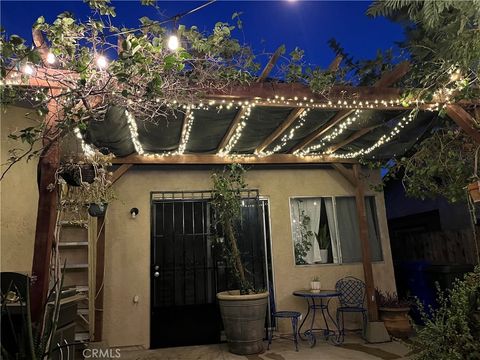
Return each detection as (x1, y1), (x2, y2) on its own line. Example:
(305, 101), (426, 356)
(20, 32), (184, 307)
(76, 286), (89, 293)
(75, 332), (90, 342)
(59, 220), (88, 227)
(77, 308), (89, 315)
(59, 242), (88, 247)
(65, 264), (89, 270)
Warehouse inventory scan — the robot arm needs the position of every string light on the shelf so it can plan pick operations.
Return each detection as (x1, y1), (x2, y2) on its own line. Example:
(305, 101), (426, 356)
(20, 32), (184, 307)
(22, 64), (34, 76)
(96, 55), (108, 69)
(74, 128), (95, 157)
(168, 35), (179, 51)
(177, 109), (195, 154)
(298, 109), (364, 155)
(46, 52), (56, 64)
(125, 110), (144, 155)
(218, 105), (253, 156)
(325, 110), (418, 159)
(258, 108), (311, 156)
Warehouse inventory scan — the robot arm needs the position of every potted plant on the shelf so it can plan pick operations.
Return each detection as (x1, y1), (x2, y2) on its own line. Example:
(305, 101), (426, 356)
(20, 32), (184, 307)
(58, 159), (97, 186)
(315, 225), (330, 264)
(310, 276), (321, 293)
(212, 164), (269, 355)
(376, 289), (413, 339)
(53, 151), (116, 217)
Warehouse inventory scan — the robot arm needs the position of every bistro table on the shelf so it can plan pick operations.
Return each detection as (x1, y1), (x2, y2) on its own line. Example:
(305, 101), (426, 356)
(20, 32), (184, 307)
(293, 289), (343, 346)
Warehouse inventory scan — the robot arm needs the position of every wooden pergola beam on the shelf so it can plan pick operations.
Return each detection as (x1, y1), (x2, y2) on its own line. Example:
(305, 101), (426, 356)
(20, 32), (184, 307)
(373, 61), (410, 88)
(32, 29), (51, 67)
(257, 46), (284, 82)
(216, 107), (248, 152)
(328, 55), (343, 72)
(111, 154), (358, 165)
(111, 164), (133, 185)
(446, 104), (480, 144)
(255, 108), (305, 154)
(331, 163), (357, 187)
(327, 125), (380, 154)
(289, 62), (412, 153)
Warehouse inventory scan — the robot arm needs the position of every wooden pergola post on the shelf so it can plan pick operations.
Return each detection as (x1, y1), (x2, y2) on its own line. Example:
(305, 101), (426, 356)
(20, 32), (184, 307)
(353, 164), (379, 322)
(30, 89), (62, 321)
(333, 163), (379, 322)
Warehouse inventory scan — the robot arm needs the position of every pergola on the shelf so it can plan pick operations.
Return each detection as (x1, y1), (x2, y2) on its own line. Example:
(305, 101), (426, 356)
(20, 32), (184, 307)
(5, 38), (479, 341)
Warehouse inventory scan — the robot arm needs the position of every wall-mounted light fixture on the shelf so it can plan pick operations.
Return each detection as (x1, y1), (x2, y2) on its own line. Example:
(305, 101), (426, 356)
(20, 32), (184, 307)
(130, 208), (139, 219)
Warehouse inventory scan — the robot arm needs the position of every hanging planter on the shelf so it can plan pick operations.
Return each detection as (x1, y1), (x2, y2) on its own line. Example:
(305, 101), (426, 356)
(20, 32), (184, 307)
(88, 203), (108, 217)
(60, 164), (97, 186)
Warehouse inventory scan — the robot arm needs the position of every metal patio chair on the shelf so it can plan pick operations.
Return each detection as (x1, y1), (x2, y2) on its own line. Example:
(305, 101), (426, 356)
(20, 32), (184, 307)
(335, 276), (367, 342)
(267, 286), (301, 351)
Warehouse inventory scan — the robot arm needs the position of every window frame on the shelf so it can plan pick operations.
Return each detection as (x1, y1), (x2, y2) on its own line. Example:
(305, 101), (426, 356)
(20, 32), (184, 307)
(288, 195), (384, 267)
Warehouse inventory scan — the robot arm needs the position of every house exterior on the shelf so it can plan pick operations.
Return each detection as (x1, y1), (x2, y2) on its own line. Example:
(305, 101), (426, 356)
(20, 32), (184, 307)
(1, 105), (397, 349)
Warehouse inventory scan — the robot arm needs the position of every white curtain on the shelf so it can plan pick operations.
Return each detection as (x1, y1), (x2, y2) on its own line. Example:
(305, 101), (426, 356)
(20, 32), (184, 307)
(291, 199), (301, 252)
(304, 199), (321, 264)
(324, 197), (340, 263)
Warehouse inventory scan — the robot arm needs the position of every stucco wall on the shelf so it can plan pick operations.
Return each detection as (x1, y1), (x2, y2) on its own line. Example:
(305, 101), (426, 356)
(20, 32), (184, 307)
(103, 167), (397, 348)
(0, 105), (40, 273)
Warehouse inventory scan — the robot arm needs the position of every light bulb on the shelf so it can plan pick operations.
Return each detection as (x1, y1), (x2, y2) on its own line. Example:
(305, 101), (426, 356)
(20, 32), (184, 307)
(22, 64), (34, 76)
(168, 35), (179, 51)
(46, 52), (56, 64)
(96, 55), (108, 69)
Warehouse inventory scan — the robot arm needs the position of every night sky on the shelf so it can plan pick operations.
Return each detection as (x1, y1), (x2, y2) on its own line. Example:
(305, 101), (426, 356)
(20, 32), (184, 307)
(1, 1), (405, 70)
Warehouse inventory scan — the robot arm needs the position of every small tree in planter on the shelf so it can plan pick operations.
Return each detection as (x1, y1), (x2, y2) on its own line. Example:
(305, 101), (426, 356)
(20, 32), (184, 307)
(375, 290), (413, 339)
(211, 164), (269, 355)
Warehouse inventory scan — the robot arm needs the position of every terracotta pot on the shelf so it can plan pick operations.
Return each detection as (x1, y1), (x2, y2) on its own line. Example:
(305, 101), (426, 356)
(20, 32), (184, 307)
(468, 181), (480, 203)
(379, 307), (413, 339)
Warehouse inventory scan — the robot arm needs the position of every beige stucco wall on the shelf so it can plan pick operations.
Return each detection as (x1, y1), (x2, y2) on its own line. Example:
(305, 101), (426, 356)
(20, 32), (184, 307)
(104, 167), (397, 348)
(0, 105), (40, 273)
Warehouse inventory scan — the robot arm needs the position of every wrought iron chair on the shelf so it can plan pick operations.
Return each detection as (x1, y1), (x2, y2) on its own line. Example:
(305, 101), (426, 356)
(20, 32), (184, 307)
(335, 276), (367, 342)
(267, 286), (301, 351)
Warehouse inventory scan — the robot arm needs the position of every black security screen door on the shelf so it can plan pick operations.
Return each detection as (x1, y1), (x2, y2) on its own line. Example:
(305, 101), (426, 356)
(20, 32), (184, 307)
(150, 191), (270, 348)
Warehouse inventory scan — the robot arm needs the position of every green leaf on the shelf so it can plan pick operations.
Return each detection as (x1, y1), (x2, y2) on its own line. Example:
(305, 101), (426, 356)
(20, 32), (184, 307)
(9, 35), (24, 46)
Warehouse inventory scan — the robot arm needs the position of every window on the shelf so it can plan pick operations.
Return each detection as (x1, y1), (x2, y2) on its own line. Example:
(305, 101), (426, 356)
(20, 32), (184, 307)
(290, 196), (383, 265)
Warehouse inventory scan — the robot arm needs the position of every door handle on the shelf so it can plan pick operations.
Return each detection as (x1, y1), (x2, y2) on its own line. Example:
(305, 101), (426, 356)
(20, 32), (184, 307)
(153, 272), (160, 278)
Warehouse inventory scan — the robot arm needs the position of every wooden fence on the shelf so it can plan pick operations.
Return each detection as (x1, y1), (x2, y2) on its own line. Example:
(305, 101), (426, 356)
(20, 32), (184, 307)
(390, 227), (479, 265)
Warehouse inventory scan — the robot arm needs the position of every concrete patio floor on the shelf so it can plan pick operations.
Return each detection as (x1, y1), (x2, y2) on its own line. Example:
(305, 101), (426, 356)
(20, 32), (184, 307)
(119, 335), (412, 360)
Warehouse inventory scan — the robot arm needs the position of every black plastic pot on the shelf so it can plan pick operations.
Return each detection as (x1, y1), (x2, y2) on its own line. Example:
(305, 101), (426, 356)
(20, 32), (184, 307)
(88, 203), (108, 217)
(60, 164), (96, 186)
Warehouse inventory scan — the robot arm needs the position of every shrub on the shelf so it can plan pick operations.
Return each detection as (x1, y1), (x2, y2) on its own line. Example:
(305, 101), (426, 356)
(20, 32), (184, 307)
(411, 266), (480, 360)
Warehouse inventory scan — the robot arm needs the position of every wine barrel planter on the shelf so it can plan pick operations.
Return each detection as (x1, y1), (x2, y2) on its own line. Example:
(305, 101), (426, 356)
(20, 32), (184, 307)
(217, 291), (268, 355)
(379, 307), (413, 339)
